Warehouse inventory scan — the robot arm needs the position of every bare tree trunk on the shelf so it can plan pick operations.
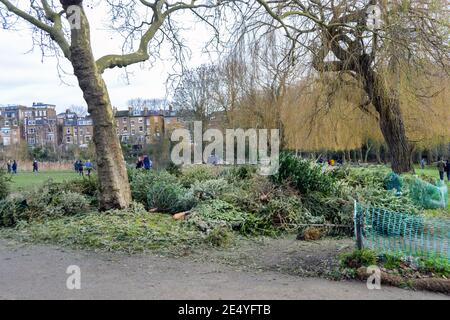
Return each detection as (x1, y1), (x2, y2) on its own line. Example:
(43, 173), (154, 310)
(358, 148), (363, 162)
(361, 64), (413, 174)
(364, 143), (372, 163)
(382, 145), (389, 164)
(376, 99), (413, 173)
(70, 8), (131, 210)
(416, 149), (422, 164)
(426, 149), (433, 163)
(375, 145), (381, 164)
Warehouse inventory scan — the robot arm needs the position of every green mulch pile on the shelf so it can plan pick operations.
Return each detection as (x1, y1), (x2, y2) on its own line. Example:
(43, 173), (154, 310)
(0, 153), (448, 254)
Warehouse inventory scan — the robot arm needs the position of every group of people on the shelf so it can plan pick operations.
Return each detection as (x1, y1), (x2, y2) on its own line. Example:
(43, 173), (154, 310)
(136, 155), (153, 170)
(74, 159), (93, 177)
(436, 158), (450, 181)
(6, 160), (18, 174)
(5, 159), (38, 174)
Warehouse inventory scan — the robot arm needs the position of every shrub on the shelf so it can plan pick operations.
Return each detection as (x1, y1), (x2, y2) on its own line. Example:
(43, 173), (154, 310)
(332, 166), (389, 189)
(219, 175), (276, 211)
(214, 176), (319, 235)
(205, 226), (234, 247)
(0, 195), (28, 227)
(62, 178), (99, 207)
(24, 184), (91, 218)
(408, 177), (448, 209)
(130, 170), (197, 213)
(332, 167), (422, 216)
(257, 195), (303, 231)
(0, 181), (91, 227)
(190, 176), (308, 236)
(379, 253), (403, 270)
(340, 249), (378, 269)
(24, 182), (63, 217)
(227, 165), (257, 181)
(166, 161), (182, 177)
(273, 153), (336, 195)
(187, 199), (247, 233)
(147, 173), (196, 213)
(176, 189), (198, 212)
(65, 178), (99, 198)
(0, 168), (10, 200)
(352, 185), (420, 215)
(190, 178), (229, 200)
(418, 256), (450, 277)
(54, 191), (90, 216)
(301, 191), (353, 227)
(130, 170), (162, 206)
(179, 165), (217, 187)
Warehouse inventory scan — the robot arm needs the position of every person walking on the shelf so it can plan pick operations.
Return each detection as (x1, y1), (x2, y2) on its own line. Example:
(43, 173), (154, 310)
(32, 159), (39, 174)
(437, 157), (446, 181)
(143, 155), (152, 170)
(420, 158), (426, 170)
(6, 160), (11, 174)
(445, 159), (450, 182)
(74, 160), (79, 173)
(85, 160), (93, 177)
(78, 160), (84, 176)
(11, 160), (17, 174)
(136, 156), (144, 169)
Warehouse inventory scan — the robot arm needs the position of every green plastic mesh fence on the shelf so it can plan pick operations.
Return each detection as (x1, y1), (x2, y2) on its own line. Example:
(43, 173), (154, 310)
(409, 177), (448, 209)
(354, 202), (450, 261)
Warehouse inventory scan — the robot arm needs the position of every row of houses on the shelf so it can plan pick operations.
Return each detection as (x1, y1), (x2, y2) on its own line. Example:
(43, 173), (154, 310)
(0, 103), (187, 149)
(0, 103), (57, 147)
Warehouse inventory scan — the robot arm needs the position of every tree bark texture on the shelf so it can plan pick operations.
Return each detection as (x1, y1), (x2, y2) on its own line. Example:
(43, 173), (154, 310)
(69, 7), (131, 210)
(360, 61), (413, 174)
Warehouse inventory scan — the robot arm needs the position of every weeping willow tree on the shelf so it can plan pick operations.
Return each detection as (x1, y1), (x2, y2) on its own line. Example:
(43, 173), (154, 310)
(282, 74), (384, 153)
(398, 66), (450, 150)
(281, 69), (450, 158)
(222, 49), (449, 159)
(250, 0), (449, 173)
(219, 24), (449, 160)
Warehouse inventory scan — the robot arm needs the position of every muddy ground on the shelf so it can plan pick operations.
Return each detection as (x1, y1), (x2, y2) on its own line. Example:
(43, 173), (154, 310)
(191, 236), (354, 279)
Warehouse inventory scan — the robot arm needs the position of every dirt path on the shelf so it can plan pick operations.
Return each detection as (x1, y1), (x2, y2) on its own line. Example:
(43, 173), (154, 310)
(0, 239), (448, 300)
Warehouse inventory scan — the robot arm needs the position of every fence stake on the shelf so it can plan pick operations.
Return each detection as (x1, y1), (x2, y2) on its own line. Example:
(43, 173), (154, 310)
(354, 201), (363, 250)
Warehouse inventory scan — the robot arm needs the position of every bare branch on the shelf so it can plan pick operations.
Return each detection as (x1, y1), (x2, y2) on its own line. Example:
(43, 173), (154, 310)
(0, 0), (70, 59)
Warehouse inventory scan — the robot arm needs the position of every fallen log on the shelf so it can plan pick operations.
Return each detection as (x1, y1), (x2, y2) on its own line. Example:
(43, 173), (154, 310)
(356, 267), (450, 294)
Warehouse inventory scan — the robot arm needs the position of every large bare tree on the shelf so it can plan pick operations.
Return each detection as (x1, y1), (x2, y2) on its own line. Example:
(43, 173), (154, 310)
(172, 64), (223, 131)
(0, 0), (238, 209)
(251, 0), (449, 173)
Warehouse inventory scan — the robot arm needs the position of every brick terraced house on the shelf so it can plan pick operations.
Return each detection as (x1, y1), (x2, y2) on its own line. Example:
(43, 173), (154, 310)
(0, 103), (188, 150)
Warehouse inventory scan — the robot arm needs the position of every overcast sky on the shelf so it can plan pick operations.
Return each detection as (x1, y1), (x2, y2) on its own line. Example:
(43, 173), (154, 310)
(0, 2), (215, 113)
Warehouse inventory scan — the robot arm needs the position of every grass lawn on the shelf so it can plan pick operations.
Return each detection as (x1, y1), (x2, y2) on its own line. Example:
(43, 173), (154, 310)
(9, 170), (82, 191)
(415, 165), (450, 188)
